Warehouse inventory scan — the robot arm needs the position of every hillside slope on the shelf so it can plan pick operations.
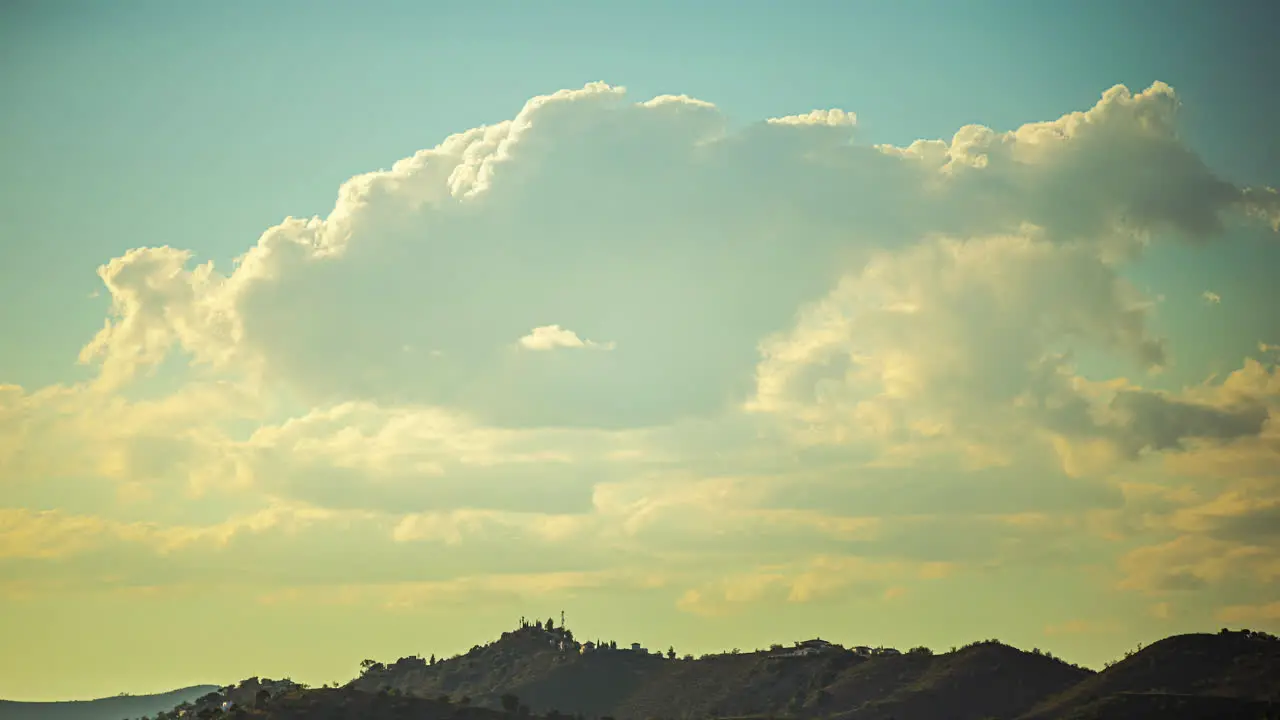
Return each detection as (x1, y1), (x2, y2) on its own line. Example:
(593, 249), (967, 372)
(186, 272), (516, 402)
(202, 688), (513, 720)
(0, 686), (219, 720)
(829, 642), (1093, 720)
(354, 628), (1092, 720)
(1022, 629), (1280, 719)
(1051, 692), (1279, 720)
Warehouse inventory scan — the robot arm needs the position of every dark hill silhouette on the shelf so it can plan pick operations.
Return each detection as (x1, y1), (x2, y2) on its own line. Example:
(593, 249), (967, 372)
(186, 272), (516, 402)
(1049, 692), (1279, 720)
(193, 687), (515, 720)
(346, 622), (1280, 719)
(14, 625), (1280, 720)
(351, 627), (1093, 719)
(1021, 629), (1280, 719)
(826, 641), (1093, 720)
(0, 685), (219, 720)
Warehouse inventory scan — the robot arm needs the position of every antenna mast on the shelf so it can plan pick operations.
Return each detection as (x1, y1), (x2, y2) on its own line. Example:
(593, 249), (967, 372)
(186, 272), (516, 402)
(561, 610), (565, 629)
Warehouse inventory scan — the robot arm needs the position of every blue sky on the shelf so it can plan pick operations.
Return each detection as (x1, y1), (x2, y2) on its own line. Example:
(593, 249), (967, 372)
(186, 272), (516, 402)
(2, 0), (1279, 701)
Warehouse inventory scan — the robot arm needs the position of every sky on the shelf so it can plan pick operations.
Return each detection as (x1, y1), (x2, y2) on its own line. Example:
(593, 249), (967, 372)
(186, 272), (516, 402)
(2, 0), (1280, 701)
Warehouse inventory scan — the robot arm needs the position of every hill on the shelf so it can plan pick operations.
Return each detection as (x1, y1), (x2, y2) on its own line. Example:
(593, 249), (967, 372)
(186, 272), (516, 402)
(0, 686), (219, 720)
(1021, 628), (1280, 719)
(349, 627), (1093, 719)
(344, 622), (1280, 719)
(826, 641), (1092, 720)
(1048, 692), (1279, 720)
(166, 686), (543, 720)
(13, 626), (1280, 720)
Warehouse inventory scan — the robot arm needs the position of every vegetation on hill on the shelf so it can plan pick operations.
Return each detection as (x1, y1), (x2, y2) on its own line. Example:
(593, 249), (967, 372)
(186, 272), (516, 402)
(1022, 628), (1280, 719)
(340, 620), (1279, 719)
(9, 623), (1280, 720)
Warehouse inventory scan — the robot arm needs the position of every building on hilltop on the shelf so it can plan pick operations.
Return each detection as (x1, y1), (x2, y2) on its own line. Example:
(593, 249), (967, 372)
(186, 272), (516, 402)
(796, 638), (837, 649)
(793, 638), (842, 656)
(769, 638), (843, 658)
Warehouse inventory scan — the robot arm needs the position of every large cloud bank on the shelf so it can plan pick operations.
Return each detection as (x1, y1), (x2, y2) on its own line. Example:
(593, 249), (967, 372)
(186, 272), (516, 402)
(3, 81), (1279, 626)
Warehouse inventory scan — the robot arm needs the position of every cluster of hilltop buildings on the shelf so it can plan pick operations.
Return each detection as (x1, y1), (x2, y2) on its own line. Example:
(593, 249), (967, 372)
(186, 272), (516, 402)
(769, 638), (901, 658)
(504, 616), (903, 662)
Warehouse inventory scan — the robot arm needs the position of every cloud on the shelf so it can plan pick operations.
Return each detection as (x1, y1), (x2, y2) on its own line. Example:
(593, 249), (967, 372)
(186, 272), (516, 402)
(1117, 534), (1280, 595)
(1215, 601), (1280, 623)
(675, 555), (953, 616)
(6, 78), (1280, 622)
(517, 325), (615, 351)
(1202, 290), (1222, 304)
(766, 108), (857, 127)
(747, 229), (1270, 467)
(74, 81), (1277, 432)
(0, 504), (338, 561)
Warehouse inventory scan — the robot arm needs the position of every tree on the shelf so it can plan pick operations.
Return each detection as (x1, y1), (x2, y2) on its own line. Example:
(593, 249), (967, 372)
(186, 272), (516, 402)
(501, 694), (521, 713)
(536, 619), (543, 630)
(547, 616), (555, 631)
(254, 689), (271, 708)
(429, 653), (436, 665)
(667, 646), (676, 659)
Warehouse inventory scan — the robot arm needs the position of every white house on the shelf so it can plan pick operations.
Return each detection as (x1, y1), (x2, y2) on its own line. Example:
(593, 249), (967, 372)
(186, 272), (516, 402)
(796, 638), (835, 649)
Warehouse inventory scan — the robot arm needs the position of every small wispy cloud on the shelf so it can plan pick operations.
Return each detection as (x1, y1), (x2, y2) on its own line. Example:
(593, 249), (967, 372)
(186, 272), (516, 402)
(1202, 290), (1221, 305)
(518, 325), (616, 351)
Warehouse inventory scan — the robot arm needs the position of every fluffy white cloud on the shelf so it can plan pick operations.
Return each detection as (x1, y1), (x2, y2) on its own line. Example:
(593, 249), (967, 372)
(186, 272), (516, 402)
(766, 108), (857, 127)
(517, 325), (615, 351)
(75, 81), (1278, 432)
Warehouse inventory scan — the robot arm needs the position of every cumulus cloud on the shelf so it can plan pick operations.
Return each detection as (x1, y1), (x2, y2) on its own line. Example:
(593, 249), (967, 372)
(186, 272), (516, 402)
(745, 229), (1271, 467)
(517, 324), (615, 351)
(1202, 290), (1222, 304)
(7, 78), (1280, 618)
(73, 81), (1278, 432)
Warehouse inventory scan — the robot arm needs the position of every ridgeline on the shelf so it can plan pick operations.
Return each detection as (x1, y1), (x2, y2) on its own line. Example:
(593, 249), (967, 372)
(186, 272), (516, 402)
(13, 623), (1280, 720)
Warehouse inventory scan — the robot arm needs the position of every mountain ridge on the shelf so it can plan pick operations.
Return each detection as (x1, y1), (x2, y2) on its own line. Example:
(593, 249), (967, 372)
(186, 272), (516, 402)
(341, 622), (1280, 720)
(9, 626), (1280, 720)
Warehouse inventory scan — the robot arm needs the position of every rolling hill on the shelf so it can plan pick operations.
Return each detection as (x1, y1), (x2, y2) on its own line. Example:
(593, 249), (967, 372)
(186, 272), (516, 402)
(0, 686), (219, 720)
(11, 626), (1280, 720)
(343, 623), (1280, 719)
